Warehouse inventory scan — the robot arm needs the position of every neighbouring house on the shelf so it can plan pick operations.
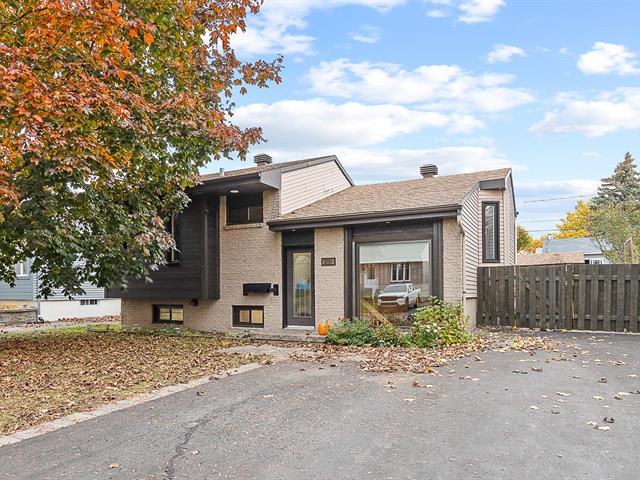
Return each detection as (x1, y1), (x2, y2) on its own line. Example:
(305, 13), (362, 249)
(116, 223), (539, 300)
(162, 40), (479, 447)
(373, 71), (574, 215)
(110, 155), (516, 333)
(0, 259), (121, 322)
(517, 252), (585, 266)
(537, 237), (610, 264)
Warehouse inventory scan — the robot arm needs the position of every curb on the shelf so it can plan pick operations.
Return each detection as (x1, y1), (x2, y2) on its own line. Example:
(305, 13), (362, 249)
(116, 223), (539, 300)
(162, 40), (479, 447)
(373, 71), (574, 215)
(0, 361), (265, 448)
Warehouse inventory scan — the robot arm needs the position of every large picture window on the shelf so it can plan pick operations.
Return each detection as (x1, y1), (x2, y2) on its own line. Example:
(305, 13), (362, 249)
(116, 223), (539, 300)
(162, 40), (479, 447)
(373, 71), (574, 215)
(482, 202), (500, 263)
(358, 240), (431, 326)
(152, 304), (184, 323)
(227, 193), (263, 225)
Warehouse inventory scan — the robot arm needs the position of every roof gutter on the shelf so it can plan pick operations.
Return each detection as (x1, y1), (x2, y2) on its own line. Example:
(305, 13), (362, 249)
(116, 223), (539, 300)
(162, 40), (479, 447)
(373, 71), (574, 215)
(268, 204), (461, 231)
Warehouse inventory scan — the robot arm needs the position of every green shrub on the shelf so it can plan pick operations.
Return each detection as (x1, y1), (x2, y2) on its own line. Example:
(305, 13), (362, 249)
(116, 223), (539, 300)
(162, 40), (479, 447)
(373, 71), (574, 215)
(371, 321), (403, 347)
(326, 318), (373, 346)
(410, 297), (471, 346)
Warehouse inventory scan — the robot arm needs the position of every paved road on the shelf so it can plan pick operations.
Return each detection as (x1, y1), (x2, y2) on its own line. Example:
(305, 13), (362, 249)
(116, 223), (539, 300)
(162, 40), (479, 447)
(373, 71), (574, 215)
(1, 332), (639, 479)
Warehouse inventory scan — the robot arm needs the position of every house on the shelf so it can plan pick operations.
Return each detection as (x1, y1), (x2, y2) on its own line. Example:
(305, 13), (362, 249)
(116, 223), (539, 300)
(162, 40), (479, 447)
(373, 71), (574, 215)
(537, 237), (610, 264)
(111, 155), (516, 333)
(0, 259), (121, 321)
(516, 252), (585, 266)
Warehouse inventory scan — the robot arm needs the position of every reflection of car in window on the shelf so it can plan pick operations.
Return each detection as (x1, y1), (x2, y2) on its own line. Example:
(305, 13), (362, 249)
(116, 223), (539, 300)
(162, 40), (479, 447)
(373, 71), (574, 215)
(376, 283), (421, 311)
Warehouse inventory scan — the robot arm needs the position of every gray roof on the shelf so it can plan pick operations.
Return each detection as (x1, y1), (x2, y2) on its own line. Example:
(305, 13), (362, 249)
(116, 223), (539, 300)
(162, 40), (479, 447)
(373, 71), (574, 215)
(540, 237), (605, 255)
(517, 252), (585, 266)
(270, 168), (512, 224)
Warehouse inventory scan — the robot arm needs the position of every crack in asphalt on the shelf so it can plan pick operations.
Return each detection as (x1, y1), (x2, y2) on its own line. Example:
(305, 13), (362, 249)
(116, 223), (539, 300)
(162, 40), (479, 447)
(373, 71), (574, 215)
(164, 415), (211, 480)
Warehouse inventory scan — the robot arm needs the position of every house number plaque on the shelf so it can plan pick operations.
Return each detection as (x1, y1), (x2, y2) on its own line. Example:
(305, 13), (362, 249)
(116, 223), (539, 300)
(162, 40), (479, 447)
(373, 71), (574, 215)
(321, 257), (336, 266)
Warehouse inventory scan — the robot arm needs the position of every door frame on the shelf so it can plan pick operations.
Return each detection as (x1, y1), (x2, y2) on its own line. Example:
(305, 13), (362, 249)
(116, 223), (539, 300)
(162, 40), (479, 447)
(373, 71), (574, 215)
(283, 246), (315, 328)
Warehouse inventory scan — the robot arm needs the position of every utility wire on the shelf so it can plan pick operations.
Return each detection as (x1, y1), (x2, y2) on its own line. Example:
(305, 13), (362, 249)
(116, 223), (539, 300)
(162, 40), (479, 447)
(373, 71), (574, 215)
(518, 193), (596, 204)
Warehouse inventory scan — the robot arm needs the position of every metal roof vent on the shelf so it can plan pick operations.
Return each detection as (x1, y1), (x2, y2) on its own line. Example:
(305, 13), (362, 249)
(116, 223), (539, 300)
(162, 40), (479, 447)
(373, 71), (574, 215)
(420, 164), (438, 178)
(254, 153), (272, 167)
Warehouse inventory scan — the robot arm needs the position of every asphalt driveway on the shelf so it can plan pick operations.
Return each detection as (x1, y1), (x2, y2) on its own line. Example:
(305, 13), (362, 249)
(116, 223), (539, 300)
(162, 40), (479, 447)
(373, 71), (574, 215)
(1, 332), (639, 480)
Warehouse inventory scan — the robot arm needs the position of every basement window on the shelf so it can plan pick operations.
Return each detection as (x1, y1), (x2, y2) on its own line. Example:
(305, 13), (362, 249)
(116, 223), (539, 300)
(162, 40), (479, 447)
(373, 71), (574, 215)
(153, 304), (184, 324)
(80, 299), (98, 306)
(227, 193), (263, 225)
(233, 306), (264, 328)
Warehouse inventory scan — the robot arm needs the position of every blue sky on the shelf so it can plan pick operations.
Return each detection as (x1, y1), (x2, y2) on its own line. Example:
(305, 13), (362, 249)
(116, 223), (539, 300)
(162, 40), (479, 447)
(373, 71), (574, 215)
(203, 0), (640, 235)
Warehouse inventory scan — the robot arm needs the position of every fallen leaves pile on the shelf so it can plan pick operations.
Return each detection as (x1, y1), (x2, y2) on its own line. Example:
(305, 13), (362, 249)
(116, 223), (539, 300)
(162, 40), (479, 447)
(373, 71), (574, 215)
(289, 331), (558, 374)
(0, 330), (263, 435)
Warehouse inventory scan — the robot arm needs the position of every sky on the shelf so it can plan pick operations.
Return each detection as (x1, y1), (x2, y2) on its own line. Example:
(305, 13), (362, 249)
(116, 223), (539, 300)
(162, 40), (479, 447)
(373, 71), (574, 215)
(202, 0), (640, 236)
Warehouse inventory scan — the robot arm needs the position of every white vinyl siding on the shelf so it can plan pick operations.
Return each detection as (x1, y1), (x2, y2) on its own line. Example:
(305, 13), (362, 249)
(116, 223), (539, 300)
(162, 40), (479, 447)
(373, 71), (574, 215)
(280, 161), (351, 214)
(460, 187), (479, 297)
(505, 172), (517, 266)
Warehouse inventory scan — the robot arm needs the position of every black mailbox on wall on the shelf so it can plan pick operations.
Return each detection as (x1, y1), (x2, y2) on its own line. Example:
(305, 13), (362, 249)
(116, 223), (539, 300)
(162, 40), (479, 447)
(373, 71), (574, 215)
(243, 283), (278, 296)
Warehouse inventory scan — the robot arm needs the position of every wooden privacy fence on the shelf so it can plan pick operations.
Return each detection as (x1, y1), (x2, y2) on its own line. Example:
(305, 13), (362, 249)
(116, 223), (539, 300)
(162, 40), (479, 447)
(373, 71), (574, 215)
(477, 264), (640, 332)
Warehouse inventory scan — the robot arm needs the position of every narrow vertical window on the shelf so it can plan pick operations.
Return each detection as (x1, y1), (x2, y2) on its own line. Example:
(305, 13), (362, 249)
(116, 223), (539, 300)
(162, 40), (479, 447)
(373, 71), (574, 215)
(167, 214), (181, 263)
(483, 202), (500, 263)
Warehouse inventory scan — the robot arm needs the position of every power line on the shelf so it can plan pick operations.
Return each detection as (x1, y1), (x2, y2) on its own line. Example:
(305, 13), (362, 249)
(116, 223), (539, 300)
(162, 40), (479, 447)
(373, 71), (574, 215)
(518, 194), (596, 204)
(518, 218), (564, 223)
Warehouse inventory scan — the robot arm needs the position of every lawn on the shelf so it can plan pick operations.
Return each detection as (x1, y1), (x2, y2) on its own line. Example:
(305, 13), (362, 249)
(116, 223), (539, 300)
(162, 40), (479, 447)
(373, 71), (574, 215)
(0, 326), (263, 435)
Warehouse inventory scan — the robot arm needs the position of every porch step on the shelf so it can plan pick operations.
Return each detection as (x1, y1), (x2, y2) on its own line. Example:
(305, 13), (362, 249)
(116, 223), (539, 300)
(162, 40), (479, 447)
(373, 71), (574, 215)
(244, 331), (326, 343)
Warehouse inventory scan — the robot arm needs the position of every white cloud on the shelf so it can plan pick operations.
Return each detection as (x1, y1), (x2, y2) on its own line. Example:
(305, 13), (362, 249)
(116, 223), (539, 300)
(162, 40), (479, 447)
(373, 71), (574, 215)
(233, 99), (484, 151)
(424, 0), (504, 23)
(487, 44), (525, 64)
(426, 9), (449, 18)
(349, 25), (380, 44)
(531, 87), (640, 137)
(304, 59), (534, 112)
(458, 0), (505, 24)
(231, 0), (405, 57)
(577, 42), (640, 75)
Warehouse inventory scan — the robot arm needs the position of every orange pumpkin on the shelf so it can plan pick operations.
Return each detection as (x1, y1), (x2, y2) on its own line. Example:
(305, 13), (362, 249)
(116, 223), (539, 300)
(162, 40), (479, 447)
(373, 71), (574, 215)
(317, 321), (334, 335)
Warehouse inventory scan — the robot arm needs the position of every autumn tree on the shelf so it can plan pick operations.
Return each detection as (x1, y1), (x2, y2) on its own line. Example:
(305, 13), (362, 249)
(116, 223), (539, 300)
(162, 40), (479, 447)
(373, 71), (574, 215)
(554, 200), (592, 239)
(588, 153), (640, 263)
(0, 1), (282, 296)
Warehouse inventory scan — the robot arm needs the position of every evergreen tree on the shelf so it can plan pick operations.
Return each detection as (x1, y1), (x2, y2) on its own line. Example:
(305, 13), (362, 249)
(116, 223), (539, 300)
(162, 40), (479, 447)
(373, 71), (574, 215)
(592, 152), (640, 207)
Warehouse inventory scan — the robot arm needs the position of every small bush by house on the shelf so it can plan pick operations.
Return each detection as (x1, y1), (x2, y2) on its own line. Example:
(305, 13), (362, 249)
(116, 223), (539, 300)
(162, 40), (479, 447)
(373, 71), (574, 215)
(326, 298), (471, 348)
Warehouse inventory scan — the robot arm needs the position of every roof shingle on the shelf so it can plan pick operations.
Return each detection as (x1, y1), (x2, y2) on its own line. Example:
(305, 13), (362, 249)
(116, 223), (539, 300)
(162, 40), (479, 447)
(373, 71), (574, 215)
(273, 168), (512, 221)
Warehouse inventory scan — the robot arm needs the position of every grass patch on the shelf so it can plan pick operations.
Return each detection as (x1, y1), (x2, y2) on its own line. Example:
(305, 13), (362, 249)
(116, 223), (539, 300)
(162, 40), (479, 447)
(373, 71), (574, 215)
(0, 328), (260, 435)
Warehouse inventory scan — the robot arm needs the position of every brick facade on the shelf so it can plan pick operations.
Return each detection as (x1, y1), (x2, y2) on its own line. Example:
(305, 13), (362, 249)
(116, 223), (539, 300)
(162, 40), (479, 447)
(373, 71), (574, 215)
(121, 190), (285, 333)
(314, 227), (345, 323)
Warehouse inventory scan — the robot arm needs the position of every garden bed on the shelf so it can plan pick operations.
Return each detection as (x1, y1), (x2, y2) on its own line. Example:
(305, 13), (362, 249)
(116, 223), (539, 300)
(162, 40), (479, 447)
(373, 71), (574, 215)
(0, 327), (262, 435)
(290, 330), (558, 373)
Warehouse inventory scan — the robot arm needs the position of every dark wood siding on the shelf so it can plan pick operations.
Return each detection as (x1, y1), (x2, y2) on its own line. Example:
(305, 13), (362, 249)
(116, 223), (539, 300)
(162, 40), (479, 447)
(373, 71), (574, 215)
(109, 195), (220, 299)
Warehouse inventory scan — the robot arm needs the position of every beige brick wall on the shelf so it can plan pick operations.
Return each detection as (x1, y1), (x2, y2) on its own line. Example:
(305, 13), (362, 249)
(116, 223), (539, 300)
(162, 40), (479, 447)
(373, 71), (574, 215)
(442, 217), (464, 305)
(121, 190), (284, 333)
(314, 227), (345, 323)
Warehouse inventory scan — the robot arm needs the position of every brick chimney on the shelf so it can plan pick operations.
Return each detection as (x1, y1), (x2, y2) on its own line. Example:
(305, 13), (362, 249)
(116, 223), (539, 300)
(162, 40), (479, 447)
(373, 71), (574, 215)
(254, 153), (272, 167)
(420, 164), (438, 178)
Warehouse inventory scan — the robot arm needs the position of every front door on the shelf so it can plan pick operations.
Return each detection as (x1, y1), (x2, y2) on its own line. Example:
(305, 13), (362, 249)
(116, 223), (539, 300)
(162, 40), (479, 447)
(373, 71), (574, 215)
(285, 248), (314, 327)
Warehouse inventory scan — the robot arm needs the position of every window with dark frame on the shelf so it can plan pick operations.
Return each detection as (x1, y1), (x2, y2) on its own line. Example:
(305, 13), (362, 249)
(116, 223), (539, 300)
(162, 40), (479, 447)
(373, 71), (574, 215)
(166, 214), (181, 264)
(232, 305), (264, 328)
(390, 262), (410, 282)
(152, 304), (184, 323)
(80, 299), (98, 306)
(482, 202), (500, 263)
(227, 193), (263, 225)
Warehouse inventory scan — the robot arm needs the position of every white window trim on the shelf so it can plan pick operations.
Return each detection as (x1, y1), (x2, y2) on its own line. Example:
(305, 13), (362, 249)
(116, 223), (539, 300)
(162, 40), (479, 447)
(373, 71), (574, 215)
(391, 262), (410, 282)
(15, 261), (29, 278)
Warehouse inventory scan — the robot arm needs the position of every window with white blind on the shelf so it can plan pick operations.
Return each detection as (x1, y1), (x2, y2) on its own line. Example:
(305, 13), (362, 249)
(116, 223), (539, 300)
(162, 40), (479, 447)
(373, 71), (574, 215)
(483, 202), (500, 263)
